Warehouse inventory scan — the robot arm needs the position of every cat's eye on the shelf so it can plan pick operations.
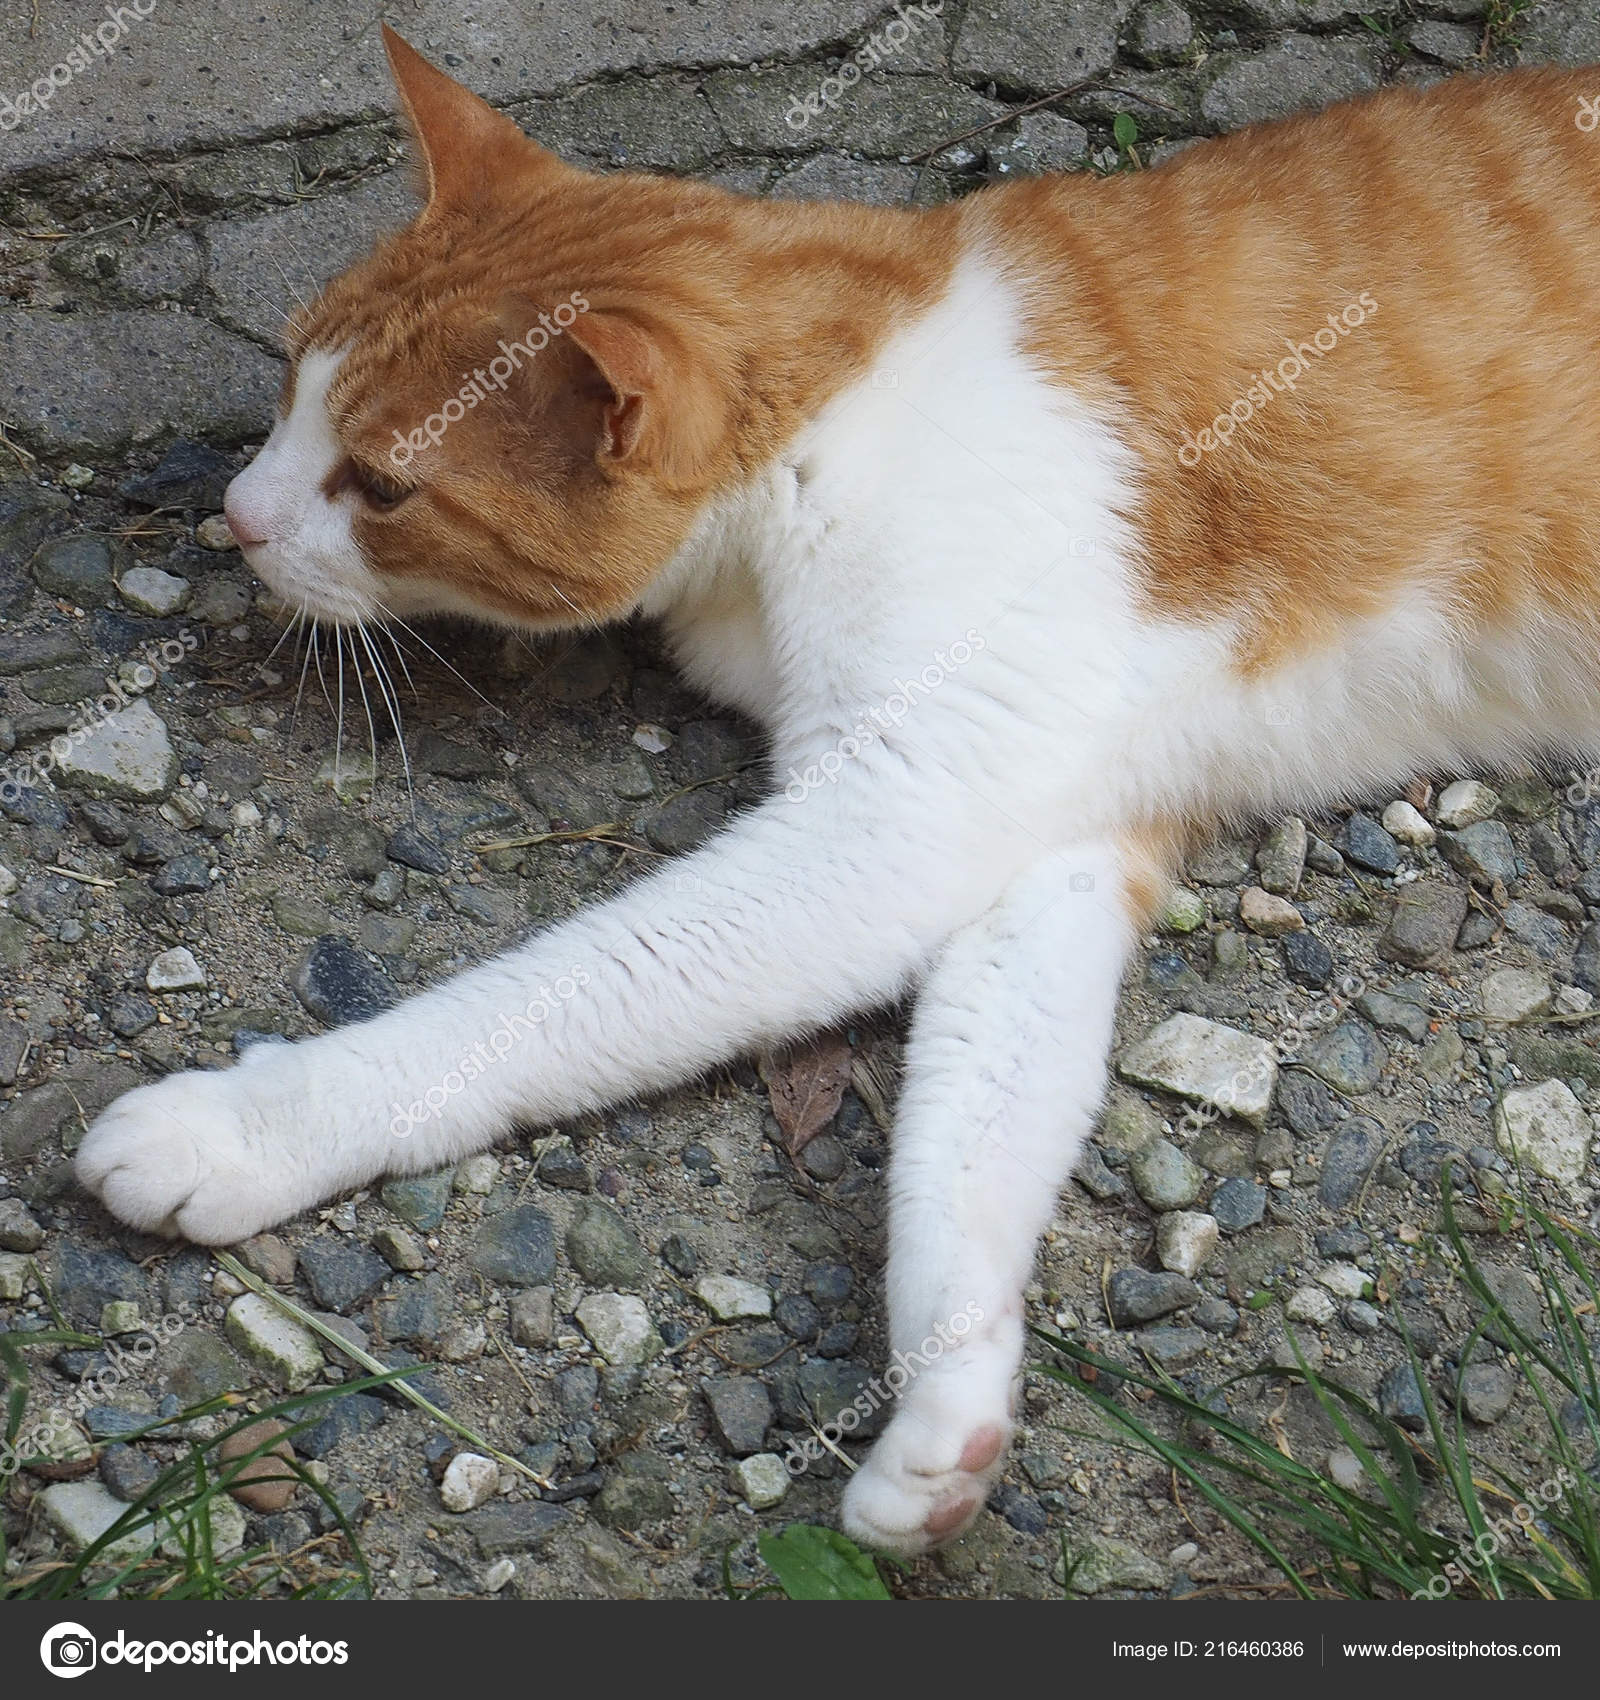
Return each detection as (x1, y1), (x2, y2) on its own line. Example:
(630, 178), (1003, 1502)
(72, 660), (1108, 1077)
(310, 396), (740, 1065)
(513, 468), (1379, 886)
(350, 464), (414, 512)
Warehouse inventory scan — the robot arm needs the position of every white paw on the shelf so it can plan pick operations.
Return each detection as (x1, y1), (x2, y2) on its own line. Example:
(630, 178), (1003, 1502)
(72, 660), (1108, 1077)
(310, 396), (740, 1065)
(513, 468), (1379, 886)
(841, 1407), (1012, 1558)
(76, 1071), (288, 1244)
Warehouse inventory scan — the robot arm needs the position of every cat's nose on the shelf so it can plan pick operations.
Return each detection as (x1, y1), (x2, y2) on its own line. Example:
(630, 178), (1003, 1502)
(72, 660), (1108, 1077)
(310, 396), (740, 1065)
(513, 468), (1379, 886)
(223, 474), (270, 548)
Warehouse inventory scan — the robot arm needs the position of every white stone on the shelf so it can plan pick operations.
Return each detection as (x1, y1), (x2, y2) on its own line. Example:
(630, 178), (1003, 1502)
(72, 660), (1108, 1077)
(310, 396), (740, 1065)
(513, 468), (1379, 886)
(1315, 1262), (1371, 1300)
(453, 1154), (500, 1194)
(53, 696), (178, 802)
(1481, 969), (1552, 1023)
(146, 946), (206, 992)
(731, 1453), (790, 1510)
(158, 1494), (246, 1558)
(483, 1557), (517, 1591)
(440, 1452), (500, 1512)
(39, 1480), (155, 1563)
(576, 1292), (662, 1366)
(1495, 1079), (1593, 1189)
(1155, 1211), (1220, 1279)
(693, 1274), (773, 1321)
(118, 565), (191, 616)
(231, 800), (263, 830)
(1285, 1286), (1337, 1325)
(1327, 1447), (1368, 1492)
(196, 513), (238, 551)
(223, 1293), (325, 1390)
(0, 1252), (34, 1300)
(1381, 800), (1435, 847)
(1117, 1012), (1279, 1127)
(1556, 985), (1594, 1016)
(0, 864), (17, 898)
(632, 723), (672, 754)
(1436, 778), (1499, 829)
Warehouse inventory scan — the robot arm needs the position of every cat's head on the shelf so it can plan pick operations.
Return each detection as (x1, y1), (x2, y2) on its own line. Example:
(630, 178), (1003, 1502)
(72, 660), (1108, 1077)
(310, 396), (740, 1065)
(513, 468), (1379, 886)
(223, 27), (743, 632)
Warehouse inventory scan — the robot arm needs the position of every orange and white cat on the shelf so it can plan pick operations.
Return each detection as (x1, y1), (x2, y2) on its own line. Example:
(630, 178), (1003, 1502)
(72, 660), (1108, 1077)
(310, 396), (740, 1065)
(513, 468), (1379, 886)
(78, 29), (1600, 1555)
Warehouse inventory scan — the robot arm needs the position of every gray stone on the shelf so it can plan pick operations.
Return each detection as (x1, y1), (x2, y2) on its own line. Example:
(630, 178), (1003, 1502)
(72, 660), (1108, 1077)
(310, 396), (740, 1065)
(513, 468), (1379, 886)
(1438, 821), (1519, 887)
(1058, 1533), (1167, 1595)
(566, 1200), (648, 1289)
(1255, 816), (1307, 896)
(1340, 812), (1401, 875)
(463, 1499), (569, 1558)
(1355, 989), (1430, 1044)
(470, 1206), (557, 1287)
(0, 1196), (45, 1252)
(955, 0), (1133, 93)
(0, 310), (278, 456)
(1201, 34), (1380, 131)
(1378, 1363), (1428, 1432)
(576, 1292), (661, 1367)
(1129, 1138), (1204, 1211)
(703, 1375), (773, 1455)
(1301, 1020), (1387, 1095)
(161, 1333), (249, 1405)
(1209, 1177), (1265, 1232)
(1107, 1268), (1198, 1327)
(1119, 1012), (1277, 1126)
(1380, 881), (1469, 968)
(1319, 1116), (1385, 1209)
(382, 1170), (453, 1233)
(290, 936), (396, 1025)
(297, 1236), (390, 1312)
(30, 535), (117, 606)
(1495, 1078), (1592, 1188)
(52, 697), (178, 802)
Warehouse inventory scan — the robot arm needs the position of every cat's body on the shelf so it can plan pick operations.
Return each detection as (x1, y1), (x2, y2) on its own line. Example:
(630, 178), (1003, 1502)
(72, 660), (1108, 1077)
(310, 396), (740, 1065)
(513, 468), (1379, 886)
(76, 33), (1600, 1556)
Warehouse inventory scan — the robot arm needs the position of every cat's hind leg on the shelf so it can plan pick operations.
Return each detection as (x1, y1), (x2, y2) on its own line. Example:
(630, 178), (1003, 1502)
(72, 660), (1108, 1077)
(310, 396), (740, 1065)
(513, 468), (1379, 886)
(841, 839), (1153, 1555)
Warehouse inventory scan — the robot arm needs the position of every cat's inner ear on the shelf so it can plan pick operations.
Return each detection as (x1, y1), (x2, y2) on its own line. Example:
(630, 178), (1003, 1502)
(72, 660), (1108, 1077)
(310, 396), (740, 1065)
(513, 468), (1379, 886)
(562, 310), (726, 488)
(381, 24), (559, 211)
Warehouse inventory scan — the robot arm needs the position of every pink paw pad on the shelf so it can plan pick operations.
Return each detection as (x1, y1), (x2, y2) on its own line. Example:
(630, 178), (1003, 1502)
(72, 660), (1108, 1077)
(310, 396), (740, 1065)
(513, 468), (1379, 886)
(958, 1424), (1006, 1475)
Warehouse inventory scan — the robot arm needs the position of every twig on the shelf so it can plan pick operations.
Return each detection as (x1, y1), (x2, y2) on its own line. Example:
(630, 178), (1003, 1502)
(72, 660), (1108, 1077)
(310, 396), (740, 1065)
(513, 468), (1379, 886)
(214, 1250), (546, 1486)
(912, 81), (1182, 163)
(44, 865), (118, 888)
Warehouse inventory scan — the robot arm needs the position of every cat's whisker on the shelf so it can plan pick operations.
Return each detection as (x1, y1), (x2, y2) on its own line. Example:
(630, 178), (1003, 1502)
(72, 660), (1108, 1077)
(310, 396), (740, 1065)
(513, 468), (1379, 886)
(258, 605), (304, 676)
(309, 618), (337, 722)
(267, 252), (310, 314)
(290, 608), (316, 737)
(378, 622), (420, 697)
(348, 621), (382, 786)
(374, 600), (499, 712)
(359, 620), (416, 815)
(549, 582), (604, 635)
(333, 624), (348, 780)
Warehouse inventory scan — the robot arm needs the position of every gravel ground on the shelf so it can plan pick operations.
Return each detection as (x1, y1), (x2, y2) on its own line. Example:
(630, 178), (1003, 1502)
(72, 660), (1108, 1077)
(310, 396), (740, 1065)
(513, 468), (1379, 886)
(2, 0), (1598, 1601)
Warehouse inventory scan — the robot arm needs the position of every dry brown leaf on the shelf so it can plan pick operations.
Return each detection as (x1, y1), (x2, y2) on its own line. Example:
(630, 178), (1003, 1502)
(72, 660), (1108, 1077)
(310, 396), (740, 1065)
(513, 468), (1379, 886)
(765, 1030), (853, 1156)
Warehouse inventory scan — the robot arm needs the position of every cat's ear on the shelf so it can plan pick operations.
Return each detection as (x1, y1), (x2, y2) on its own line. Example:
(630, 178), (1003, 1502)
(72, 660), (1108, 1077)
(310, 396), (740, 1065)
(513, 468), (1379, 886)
(382, 25), (559, 210)
(564, 310), (725, 488)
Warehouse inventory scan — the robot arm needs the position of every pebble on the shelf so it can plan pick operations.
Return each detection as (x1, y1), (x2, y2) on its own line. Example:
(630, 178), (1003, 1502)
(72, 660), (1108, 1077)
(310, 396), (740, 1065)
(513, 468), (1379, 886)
(1458, 1362), (1516, 1424)
(1281, 928), (1333, 987)
(1438, 821), (1519, 887)
(1240, 886), (1303, 936)
(1328, 1447), (1368, 1492)
(1129, 1138), (1204, 1211)
(1495, 1078), (1592, 1188)
(1285, 1286), (1336, 1325)
(1355, 988), (1429, 1044)
(297, 1235), (389, 1312)
(0, 1197), (45, 1252)
(731, 1452), (790, 1509)
(382, 1170), (453, 1232)
(1319, 1116), (1385, 1209)
(1341, 813), (1400, 875)
(441, 1452), (501, 1512)
(195, 513), (237, 550)
(1159, 887), (1207, 933)
(1255, 816), (1308, 896)
(1057, 1535), (1167, 1595)
(100, 1442), (160, 1503)
(1209, 1178), (1265, 1232)
(509, 1287), (555, 1348)
(1381, 799), (1435, 847)
(118, 565), (191, 616)
(453, 1154), (500, 1194)
(219, 1417), (299, 1512)
(290, 936), (397, 1025)
(39, 1480), (155, 1562)
(1117, 1012), (1278, 1127)
(1378, 1364), (1429, 1431)
(224, 1293), (324, 1391)
(567, 1200), (648, 1289)
(53, 696), (178, 801)
(1481, 969), (1552, 1023)
(575, 1292), (661, 1367)
(704, 1376), (774, 1455)
(1301, 1020), (1387, 1095)
(1435, 779), (1498, 829)
(693, 1274), (773, 1321)
(146, 945), (206, 992)
(1107, 1269), (1198, 1327)
(374, 1225), (425, 1272)
(1315, 1263), (1371, 1300)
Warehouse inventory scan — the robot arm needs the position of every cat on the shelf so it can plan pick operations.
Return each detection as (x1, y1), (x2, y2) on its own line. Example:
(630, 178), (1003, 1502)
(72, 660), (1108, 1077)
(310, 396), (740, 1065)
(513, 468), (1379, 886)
(77, 27), (1600, 1557)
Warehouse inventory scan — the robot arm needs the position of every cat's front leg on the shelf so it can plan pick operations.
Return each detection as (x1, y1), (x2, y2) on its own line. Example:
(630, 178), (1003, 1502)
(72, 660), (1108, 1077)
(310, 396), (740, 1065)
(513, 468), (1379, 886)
(841, 841), (1147, 1555)
(78, 768), (1024, 1243)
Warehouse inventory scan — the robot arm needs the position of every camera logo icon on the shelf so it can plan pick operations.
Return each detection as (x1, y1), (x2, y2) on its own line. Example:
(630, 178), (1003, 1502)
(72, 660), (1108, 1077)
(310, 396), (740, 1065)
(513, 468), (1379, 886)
(40, 1623), (97, 1678)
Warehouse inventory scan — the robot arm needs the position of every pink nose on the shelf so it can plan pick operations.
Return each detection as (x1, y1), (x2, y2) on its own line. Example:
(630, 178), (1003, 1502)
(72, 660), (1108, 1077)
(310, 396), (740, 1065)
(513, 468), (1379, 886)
(223, 476), (269, 548)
